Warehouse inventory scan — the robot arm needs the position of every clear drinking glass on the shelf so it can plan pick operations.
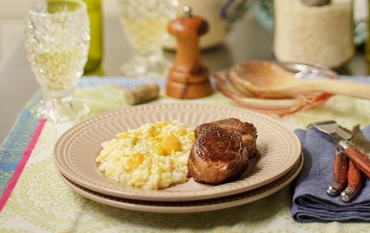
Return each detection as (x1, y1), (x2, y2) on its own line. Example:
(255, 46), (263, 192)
(24, 0), (90, 123)
(117, 0), (175, 77)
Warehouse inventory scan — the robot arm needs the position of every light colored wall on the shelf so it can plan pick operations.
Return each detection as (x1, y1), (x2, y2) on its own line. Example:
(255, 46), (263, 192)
(0, 0), (118, 59)
(0, 0), (118, 18)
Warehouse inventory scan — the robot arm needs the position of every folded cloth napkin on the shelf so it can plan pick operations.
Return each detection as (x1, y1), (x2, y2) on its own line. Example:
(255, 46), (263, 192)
(291, 125), (370, 222)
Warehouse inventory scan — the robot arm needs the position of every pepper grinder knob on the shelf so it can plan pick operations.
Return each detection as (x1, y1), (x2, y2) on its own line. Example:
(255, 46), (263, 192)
(166, 6), (213, 99)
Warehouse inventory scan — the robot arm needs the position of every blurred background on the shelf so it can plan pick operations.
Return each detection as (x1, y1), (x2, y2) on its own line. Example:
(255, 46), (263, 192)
(0, 0), (368, 74)
(0, 0), (117, 60)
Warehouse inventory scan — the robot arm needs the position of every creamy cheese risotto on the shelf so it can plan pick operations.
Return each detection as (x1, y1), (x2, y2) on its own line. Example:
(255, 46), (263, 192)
(96, 120), (195, 190)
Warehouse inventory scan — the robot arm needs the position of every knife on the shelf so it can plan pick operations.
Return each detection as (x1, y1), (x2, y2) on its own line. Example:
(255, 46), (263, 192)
(349, 125), (370, 157)
(327, 150), (348, 196)
(340, 125), (370, 202)
(339, 139), (370, 178)
(327, 125), (353, 196)
(309, 120), (352, 196)
(340, 126), (367, 202)
(340, 159), (362, 202)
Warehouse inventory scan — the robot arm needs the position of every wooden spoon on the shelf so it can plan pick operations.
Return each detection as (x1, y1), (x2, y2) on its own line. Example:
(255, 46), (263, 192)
(230, 61), (370, 99)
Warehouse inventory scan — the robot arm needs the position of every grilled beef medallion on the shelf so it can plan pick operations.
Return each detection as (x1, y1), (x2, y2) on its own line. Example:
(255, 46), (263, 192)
(188, 118), (258, 184)
(194, 118), (258, 159)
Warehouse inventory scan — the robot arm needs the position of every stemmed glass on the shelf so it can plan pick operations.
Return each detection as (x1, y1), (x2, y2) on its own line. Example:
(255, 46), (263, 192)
(117, 0), (175, 77)
(24, 0), (90, 123)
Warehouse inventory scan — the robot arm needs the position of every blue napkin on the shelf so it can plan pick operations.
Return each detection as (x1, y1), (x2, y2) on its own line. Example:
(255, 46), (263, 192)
(291, 125), (370, 222)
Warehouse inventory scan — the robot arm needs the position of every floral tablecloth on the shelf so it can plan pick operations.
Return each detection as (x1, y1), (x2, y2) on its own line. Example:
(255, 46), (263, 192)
(1, 76), (370, 232)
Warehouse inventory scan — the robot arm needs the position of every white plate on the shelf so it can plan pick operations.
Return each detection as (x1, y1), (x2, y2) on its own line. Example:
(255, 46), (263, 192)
(57, 153), (303, 213)
(53, 103), (301, 202)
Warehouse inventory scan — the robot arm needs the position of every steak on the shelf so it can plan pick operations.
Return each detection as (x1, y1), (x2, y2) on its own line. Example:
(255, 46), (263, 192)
(188, 118), (258, 184)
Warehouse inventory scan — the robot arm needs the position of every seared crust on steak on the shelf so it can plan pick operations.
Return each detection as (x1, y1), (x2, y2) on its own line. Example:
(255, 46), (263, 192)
(188, 118), (258, 184)
(194, 118), (258, 158)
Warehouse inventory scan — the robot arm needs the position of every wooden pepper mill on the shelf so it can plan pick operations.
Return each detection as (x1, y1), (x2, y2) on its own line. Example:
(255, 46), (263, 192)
(166, 6), (213, 99)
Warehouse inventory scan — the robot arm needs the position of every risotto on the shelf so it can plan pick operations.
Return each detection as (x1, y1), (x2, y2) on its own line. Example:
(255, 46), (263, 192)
(96, 120), (195, 190)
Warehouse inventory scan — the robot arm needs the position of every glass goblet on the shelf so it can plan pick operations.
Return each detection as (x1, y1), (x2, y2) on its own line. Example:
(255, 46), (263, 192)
(117, 0), (175, 77)
(24, 0), (90, 123)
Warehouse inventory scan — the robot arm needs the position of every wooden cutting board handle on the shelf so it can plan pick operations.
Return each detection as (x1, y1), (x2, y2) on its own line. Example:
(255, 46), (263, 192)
(166, 6), (213, 99)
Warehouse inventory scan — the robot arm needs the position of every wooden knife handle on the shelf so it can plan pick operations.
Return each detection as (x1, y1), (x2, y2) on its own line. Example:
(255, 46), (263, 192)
(327, 151), (348, 196)
(339, 140), (370, 178)
(340, 159), (363, 202)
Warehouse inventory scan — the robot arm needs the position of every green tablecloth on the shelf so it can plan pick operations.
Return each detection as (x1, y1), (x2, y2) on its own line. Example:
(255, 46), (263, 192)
(1, 76), (370, 232)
